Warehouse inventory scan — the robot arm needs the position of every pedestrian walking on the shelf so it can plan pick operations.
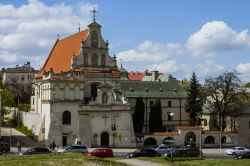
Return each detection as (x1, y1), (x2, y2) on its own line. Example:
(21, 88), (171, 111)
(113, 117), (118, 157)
(52, 141), (56, 151)
(17, 141), (21, 153)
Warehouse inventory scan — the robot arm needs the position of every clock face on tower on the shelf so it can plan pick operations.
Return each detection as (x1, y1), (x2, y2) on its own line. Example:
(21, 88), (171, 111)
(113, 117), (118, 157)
(91, 31), (98, 48)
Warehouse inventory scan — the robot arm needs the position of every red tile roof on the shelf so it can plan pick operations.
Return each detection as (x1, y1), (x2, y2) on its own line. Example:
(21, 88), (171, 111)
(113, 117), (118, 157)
(128, 72), (145, 80)
(37, 30), (89, 78)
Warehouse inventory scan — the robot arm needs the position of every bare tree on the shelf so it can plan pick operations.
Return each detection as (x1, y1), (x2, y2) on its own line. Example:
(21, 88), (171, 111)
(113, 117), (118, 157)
(204, 70), (246, 131)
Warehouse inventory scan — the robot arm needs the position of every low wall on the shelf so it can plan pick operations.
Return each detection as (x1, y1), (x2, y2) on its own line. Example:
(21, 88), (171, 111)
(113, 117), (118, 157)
(18, 110), (42, 134)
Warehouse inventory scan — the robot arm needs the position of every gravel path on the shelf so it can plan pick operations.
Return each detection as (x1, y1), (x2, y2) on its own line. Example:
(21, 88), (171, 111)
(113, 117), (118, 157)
(118, 159), (167, 166)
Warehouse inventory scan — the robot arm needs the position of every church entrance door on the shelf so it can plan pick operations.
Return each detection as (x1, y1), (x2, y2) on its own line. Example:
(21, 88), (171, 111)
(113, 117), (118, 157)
(101, 132), (109, 147)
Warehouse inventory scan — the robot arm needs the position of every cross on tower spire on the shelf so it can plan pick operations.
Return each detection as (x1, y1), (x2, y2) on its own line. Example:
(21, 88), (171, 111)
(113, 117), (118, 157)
(90, 6), (98, 21)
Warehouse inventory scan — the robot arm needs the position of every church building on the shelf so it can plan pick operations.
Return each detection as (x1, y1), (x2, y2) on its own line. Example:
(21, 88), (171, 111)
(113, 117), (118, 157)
(30, 18), (136, 147)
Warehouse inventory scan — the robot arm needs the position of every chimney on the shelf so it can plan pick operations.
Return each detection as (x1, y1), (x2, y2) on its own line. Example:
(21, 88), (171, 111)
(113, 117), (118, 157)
(152, 71), (159, 81)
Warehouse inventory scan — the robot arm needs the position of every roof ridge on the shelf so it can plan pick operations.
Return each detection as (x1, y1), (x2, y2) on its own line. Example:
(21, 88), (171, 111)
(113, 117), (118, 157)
(60, 29), (89, 42)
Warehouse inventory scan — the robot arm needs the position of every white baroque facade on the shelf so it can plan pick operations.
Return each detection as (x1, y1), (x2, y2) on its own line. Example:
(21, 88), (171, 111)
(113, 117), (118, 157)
(30, 20), (136, 147)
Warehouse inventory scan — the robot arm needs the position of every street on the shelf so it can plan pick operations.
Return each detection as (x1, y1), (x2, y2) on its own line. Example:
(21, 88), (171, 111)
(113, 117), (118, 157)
(0, 126), (238, 160)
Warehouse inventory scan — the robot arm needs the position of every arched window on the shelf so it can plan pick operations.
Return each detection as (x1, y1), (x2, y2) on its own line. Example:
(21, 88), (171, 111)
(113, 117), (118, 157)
(84, 53), (88, 66)
(144, 137), (157, 146)
(62, 110), (71, 125)
(101, 54), (106, 66)
(102, 92), (108, 104)
(204, 136), (216, 144)
(92, 54), (98, 66)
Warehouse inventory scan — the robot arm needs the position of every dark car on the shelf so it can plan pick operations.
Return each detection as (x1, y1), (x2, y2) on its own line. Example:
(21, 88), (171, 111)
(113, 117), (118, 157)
(234, 151), (250, 160)
(87, 148), (113, 158)
(164, 149), (190, 158)
(154, 144), (171, 155)
(18, 147), (51, 155)
(182, 146), (201, 157)
(0, 142), (10, 153)
(126, 148), (159, 158)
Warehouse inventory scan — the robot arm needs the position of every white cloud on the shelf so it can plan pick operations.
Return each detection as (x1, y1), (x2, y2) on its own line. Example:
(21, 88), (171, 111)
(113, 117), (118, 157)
(147, 60), (180, 73)
(236, 63), (250, 73)
(0, 51), (17, 63)
(195, 59), (225, 76)
(117, 41), (182, 62)
(0, 0), (95, 67)
(186, 21), (250, 56)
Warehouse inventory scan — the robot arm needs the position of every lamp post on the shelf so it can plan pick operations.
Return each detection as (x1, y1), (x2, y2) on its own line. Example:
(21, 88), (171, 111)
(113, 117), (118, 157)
(195, 97), (202, 157)
(0, 89), (3, 139)
(199, 115), (202, 157)
(170, 112), (174, 162)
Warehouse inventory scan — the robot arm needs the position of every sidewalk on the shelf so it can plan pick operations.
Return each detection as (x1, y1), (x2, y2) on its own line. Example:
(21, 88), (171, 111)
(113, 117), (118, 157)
(119, 159), (167, 166)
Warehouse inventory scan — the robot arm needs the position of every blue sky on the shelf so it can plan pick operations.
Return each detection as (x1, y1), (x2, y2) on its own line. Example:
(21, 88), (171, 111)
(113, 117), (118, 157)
(1, 0), (250, 82)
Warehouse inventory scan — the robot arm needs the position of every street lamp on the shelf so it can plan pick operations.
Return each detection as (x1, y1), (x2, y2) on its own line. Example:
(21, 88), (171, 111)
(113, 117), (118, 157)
(199, 116), (202, 157)
(0, 89), (3, 139)
(170, 112), (174, 162)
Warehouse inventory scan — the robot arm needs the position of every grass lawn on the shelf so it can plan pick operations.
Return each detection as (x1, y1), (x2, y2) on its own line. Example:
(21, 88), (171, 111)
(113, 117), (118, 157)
(0, 153), (128, 166)
(139, 156), (250, 166)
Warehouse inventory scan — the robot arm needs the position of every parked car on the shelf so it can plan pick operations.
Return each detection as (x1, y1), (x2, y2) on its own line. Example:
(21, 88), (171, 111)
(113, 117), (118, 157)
(154, 144), (171, 155)
(182, 146), (201, 157)
(234, 151), (250, 159)
(57, 145), (88, 153)
(0, 142), (10, 153)
(224, 147), (250, 155)
(18, 147), (51, 155)
(87, 148), (113, 158)
(126, 148), (160, 158)
(164, 149), (190, 158)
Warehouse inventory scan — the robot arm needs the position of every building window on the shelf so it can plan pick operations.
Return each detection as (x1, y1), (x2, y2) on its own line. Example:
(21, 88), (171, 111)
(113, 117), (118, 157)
(168, 101), (172, 107)
(21, 75), (25, 81)
(62, 110), (71, 125)
(203, 119), (207, 126)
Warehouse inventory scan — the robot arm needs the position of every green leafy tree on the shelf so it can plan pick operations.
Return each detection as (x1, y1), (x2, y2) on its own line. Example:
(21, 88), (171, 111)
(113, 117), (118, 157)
(204, 70), (245, 131)
(244, 82), (250, 88)
(0, 82), (14, 125)
(149, 99), (163, 132)
(185, 72), (204, 126)
(132, 97), (145, 133)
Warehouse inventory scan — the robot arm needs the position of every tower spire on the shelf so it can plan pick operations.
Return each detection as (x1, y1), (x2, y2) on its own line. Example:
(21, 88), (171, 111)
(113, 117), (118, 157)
(90, 6), (98, 21)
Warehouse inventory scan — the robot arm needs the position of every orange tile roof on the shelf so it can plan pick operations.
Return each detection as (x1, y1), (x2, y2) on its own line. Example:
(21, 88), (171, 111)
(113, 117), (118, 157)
(128, 72), (145, 80)
(37, 30), (89, 78)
